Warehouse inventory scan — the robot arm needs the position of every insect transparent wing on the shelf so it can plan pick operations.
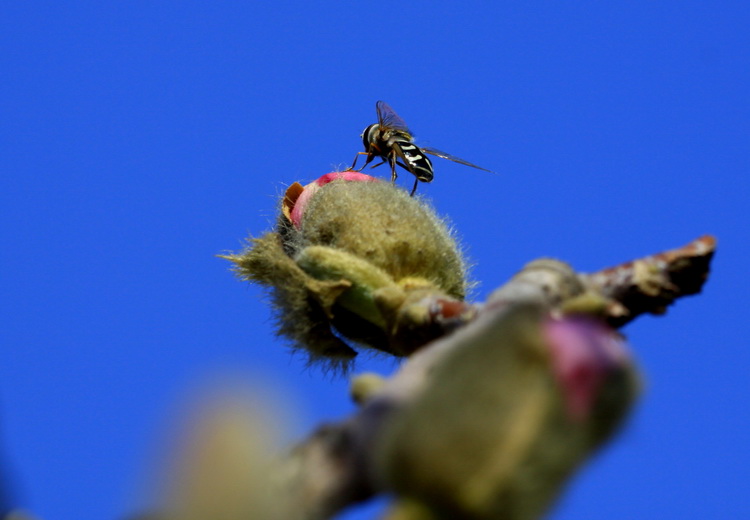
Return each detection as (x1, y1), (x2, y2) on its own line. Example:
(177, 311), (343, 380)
(376, 100), (412, 134)
(420, 146), (495, 173)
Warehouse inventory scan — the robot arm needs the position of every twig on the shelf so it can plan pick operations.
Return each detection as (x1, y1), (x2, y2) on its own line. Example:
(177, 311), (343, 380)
(274, 236), (715, 519)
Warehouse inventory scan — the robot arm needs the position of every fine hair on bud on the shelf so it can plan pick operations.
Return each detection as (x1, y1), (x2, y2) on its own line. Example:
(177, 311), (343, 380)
(224, 176), (471, 368)
(288, 180), (468, 300)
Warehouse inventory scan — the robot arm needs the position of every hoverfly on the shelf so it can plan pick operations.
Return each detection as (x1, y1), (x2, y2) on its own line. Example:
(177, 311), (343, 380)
(351, 100), (493, 196)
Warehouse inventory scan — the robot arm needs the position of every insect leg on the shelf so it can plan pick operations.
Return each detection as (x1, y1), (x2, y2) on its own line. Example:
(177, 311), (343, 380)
(409, 177), (419, 197)
(388, 153), (398, 184)
(350, 151), (370, 171)
(362, 160), (385, 168)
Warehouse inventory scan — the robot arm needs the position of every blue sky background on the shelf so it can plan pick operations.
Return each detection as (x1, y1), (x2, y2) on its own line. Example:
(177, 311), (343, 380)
(2, 2), (748, 519)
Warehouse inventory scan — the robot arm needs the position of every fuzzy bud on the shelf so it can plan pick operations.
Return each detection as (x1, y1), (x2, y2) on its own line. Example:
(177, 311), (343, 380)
(373, 305), (639, 520)
(224, 172), (469, 366)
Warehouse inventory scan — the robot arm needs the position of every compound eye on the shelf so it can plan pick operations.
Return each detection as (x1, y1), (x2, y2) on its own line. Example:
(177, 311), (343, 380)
(361, 124), (379, 148)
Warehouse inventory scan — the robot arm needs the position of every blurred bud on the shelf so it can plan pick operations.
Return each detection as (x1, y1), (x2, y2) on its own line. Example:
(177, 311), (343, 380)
(224, 172), (469, 366)
(350, 373), (387, 405)
(544, 316), (632, 423)
(138, 379), (297, 520)
(374, 305), (639, 520)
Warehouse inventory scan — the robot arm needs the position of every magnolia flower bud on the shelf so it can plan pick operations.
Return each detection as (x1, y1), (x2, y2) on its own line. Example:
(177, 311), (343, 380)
(224, 172), (469, 367)
(374, 305), (639, 520)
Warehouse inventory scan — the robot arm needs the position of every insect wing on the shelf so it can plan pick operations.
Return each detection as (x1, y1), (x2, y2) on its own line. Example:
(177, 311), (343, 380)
(375, 100), (412, 135)
(420, 146), (495, 173)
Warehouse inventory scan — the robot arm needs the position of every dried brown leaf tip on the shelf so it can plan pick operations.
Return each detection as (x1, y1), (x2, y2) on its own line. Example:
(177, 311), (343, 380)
(223, 172), (474, 367)
(583, 235), (716, 327)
